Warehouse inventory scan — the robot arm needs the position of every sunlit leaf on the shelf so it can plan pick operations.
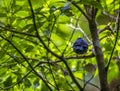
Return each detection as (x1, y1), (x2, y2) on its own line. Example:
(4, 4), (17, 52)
(108, 64), (119, 83)
(74, 71), (83, 79)
(0, 0), (119, 90)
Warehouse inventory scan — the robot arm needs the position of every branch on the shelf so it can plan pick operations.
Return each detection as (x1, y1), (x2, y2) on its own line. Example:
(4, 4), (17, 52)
(67, 23), (92, 44)
(0, 25), (36, 37)
(12, 34), (38, 45)
(76, 77), (100, 89)
(46, 37), (62, 54)
(71, 1), (90, 20)
(0, 35), (52, 91)
(27, 0), (61, 61)
(87, 5), (110, 91)
(8, 53), (95, 65)
(1, 60), (57, 90)
(98, 24), (113, 34)
(28, 0), (83, 90)
(7, 53), (29, 69)
(106, 10), (120, 71)
(62, 17), (79, 56)
(83, 75), (93, 90)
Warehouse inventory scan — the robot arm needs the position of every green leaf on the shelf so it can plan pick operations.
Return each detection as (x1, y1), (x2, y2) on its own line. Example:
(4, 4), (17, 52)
(0, 13), (6, 17)
(74, 71), (83, 79)
(33, 78), (40, 89)
(4, 76), (12, 88)
(0, 0), (119, 90)
(17, 75), (23, 84)
(40, 81), (50, 91)
(108, 64), (119, 83)
(24, 78), (32, 88)
(25, 45), (34, 52)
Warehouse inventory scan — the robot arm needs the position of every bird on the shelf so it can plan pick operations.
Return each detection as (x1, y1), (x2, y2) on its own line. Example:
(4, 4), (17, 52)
(73, 38), (88, 54)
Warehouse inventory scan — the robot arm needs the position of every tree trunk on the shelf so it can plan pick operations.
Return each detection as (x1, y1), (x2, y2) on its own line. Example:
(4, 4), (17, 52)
(88, 19), (109, 91)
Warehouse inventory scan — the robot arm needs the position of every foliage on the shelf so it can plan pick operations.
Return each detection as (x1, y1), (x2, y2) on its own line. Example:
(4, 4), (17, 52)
(0, 0), (119, 91)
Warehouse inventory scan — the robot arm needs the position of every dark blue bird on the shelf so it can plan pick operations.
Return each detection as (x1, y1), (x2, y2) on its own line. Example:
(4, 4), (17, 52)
(73, 38), (88, 54)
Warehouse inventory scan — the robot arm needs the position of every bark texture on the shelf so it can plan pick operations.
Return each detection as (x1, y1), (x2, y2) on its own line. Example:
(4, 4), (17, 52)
(88, 19), (109, 91)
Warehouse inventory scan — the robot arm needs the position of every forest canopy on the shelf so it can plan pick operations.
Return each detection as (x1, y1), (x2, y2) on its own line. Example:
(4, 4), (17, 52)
(0, 0), (120, 91)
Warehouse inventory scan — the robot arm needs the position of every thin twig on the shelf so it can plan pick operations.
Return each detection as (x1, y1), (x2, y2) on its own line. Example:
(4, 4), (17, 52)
(0, 35), (52, 91)
(98, 24), (113, 34)
(83, 74), (96, 90)
(62, 17), (79, 56)
(28, 0), (83, 90)
(106, 11), (120, 71)
(76, 77), (100, 89)
(1, 60), (57, 90)
(7, 53), (95, 65)
(0, 25), (36, 37)
(12, 34), (38, 45)
(67, 23), (92, 44)
(71, 1), (90, 20)
(7, 53), (29, 69)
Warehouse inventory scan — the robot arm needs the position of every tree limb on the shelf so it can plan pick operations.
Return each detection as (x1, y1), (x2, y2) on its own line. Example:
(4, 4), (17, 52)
(27, 0), (83, 90)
